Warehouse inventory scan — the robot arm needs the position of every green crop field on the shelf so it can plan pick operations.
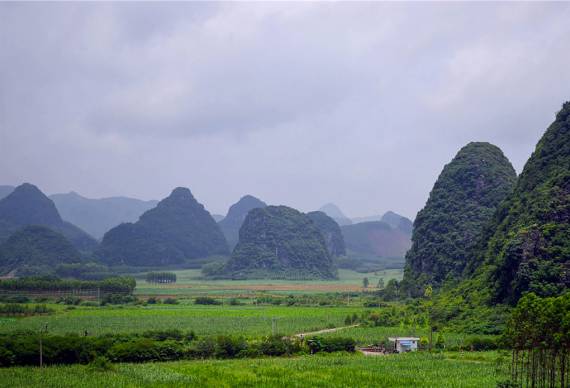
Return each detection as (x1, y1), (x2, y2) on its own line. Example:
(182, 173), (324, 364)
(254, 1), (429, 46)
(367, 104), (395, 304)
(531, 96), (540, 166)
(0, 304), (367, 337)
(0, 352), (501, 388)
(133, 269), (403, 297)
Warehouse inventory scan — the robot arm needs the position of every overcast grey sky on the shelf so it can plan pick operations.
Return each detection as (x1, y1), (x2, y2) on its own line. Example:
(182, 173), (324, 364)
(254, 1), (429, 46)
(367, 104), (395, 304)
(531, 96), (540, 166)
(1, 2), (569, 219)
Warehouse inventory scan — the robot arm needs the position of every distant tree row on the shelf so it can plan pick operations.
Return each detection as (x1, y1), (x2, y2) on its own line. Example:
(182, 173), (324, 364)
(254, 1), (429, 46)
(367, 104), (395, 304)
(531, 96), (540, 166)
(0, 276), (136, 294)
(145, 272), (177, 284)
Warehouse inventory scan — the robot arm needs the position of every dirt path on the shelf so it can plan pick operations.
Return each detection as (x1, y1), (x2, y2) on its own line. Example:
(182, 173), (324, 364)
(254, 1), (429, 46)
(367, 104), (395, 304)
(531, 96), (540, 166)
(294, 324), (359, 338)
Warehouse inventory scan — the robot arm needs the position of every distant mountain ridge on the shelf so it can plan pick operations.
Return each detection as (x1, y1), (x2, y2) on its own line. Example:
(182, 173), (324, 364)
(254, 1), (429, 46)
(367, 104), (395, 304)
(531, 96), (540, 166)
(50, 191), (158, 240)
(0, 186), (14, 200)
(319, 203), (352, 226)
(0, 183), (98, 252)
(342, 221), (411, 261)
(219, 195), (267, 250)
(98, 187), (229, 267)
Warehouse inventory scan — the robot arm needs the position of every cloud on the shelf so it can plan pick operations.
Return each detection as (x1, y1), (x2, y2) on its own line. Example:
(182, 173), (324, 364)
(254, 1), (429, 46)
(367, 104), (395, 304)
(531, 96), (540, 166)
(0, 2), (569, 218)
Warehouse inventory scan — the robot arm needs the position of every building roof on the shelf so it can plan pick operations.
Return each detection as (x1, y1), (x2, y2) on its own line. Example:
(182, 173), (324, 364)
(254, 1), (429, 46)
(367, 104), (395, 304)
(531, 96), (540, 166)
(388, 337), (420, 341)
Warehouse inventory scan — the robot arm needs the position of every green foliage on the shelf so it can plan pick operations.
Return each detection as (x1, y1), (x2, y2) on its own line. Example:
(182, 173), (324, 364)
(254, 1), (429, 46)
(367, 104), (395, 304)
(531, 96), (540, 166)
(362, 277), (369, 288)
(216, 206), (337, 280)
(403, 142), (517, 295)
(503, 292), (570, 387)
(54, 262), (112, 281)
(306, 211), (346, 257)
(0, 225), (82, 276)
(194, 296), (221, 305)
(87, 356), (114, 372)
(0, 303), (54, 316)
(0, 276), (136, 294)
(218, 195), (267, 250)
(98, 187), (229, 267)
(478, 102), (570, 304)
(306, 336), (356, 353)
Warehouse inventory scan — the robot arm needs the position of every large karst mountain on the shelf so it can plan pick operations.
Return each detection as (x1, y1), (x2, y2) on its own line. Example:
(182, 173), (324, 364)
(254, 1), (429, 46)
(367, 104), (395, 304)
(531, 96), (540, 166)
(403, 142), (517, 294)
(218, 195), (267, 250)
(0, 225), (82, 276)
(0, 183), (98, 252)
(476, 102), (570, 304)
(215, 206), (336, 280)
(98, 187), (229, 267)
(50, 192), (158, 240)
(306, 211), (346, 257)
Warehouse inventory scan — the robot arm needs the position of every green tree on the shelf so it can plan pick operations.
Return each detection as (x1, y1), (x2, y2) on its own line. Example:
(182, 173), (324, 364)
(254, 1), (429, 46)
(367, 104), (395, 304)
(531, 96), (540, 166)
(377, 278), (384, 289)
(362, 277), (369, 289)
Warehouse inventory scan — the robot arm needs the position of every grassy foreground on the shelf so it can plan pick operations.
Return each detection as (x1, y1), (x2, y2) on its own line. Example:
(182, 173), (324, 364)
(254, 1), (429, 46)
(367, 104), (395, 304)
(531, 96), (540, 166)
(0, 352), (499, 388)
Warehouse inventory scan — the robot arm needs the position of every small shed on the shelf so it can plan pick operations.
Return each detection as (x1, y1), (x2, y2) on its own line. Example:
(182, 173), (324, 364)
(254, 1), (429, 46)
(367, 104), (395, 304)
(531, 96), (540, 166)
(388, 337), (420, 353)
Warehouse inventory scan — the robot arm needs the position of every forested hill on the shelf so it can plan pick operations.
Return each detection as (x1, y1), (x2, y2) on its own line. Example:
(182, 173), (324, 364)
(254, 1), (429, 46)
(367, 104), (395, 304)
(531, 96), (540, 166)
(50, 192), (158, 240)
(0, 225), (81, 276)
(402, 142), (517, 295)
(98, 187), (229, 267)
(0, 183), (98, 252)
(215, 206), (336, 280)
(477, 102), (570, 304)
(218, 195), (267, 250)
(307, 211), (346, 257)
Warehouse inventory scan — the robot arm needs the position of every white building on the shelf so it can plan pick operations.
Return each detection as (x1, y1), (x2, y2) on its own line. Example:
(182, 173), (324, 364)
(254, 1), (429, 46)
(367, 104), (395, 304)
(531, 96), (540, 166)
(388, 337), (420, 353)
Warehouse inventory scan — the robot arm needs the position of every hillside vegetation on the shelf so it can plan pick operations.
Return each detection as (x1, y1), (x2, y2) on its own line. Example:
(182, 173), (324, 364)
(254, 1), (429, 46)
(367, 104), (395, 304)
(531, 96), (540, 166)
(403, 142), (517, 295)
(215, 206), (337, 280)
(477, 102), (570, 304)
(0, 225), (81, 276)
(307, 211), (346, 257)
(98, 187), (229, 267)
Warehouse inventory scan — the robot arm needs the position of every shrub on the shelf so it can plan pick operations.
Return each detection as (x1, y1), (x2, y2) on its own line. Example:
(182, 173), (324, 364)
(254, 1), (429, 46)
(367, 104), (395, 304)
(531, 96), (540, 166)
(146, 297), (158, 304)
(141, 329), (184, 341)
(195, 296), (221, 305)
(259, 336), (300, 357)
(163, 297), (179, 305)
(214, 336), (247, 359)
(464, 336), (498, 351)
(88, 356), (114, 371)
(306, 337), (355, 354)
(107, 339), (183, 363)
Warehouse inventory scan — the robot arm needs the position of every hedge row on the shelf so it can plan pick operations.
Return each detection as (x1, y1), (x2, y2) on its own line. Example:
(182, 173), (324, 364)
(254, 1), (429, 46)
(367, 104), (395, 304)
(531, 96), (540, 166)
(0, 330), (355, 367)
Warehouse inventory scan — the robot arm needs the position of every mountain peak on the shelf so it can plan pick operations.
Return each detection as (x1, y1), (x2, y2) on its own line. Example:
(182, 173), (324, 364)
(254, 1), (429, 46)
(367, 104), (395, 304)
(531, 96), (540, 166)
(0, 183), (62, 226)
(219, 194), (267, 250)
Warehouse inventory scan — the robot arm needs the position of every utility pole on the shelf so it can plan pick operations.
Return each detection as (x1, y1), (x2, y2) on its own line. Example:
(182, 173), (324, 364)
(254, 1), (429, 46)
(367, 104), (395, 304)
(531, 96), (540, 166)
(39, 324), (48, 367)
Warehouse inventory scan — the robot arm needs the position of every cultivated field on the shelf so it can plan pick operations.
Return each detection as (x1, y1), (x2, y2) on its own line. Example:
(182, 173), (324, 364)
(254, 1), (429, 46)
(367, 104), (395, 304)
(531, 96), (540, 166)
(0, 352), (501, 388)
(133, 269), (403, 297)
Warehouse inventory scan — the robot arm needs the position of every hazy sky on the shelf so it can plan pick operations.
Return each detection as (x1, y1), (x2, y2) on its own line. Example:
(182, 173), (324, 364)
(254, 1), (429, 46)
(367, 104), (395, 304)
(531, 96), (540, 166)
(1, 2), (569, 219)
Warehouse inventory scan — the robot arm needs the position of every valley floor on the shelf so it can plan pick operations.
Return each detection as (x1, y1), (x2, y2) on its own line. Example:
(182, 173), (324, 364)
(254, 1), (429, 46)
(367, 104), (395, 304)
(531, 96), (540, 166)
(0, 352), (500, 388)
